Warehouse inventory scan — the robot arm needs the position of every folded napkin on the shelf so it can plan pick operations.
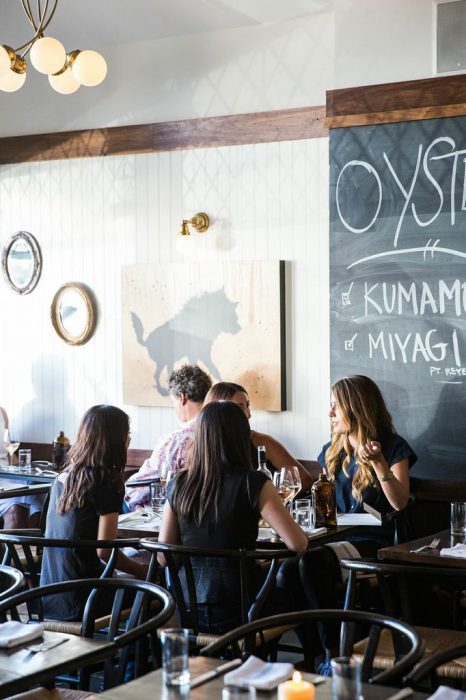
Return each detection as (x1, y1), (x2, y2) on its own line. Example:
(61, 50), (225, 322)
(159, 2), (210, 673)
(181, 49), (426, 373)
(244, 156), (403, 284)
(303, 526), (327, 537)
(0, 621), (44, 648)
(224, 655), (293, 690)
(440, 544), (466, 559)
(118, 511), (160, 525)
(428, 685), (466, 700)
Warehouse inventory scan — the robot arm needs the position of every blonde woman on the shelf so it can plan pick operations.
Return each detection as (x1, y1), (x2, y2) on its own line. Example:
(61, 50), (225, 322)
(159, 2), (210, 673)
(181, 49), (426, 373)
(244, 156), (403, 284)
(279, 375), (416, 674)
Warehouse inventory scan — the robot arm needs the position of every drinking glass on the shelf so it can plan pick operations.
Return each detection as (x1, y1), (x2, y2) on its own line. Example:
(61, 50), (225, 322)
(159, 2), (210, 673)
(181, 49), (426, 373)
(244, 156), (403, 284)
(18, 448), (32, 473)
(151, 481), (166, 516)
(330, 656), (361, 700)
(3, 429), (20, 469)
(293, 498), (315, 529)
(451, 502), (466, 536)
(273, 467), (302, 511)
(160, 628), (190, 686)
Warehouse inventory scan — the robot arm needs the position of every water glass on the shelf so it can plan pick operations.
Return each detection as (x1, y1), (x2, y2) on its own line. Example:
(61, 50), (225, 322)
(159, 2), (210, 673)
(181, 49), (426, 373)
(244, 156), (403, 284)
(151, 481), (166, 516)
(330, 656), (361, 700)
(160, 628), (190, 686)
(451, 502), (466, 536)
(293, 498), (315, 529)
(18, 449), (32, 473)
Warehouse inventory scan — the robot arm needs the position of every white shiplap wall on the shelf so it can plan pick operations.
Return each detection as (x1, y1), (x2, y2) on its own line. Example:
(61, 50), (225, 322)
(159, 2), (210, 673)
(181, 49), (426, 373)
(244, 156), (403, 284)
(0, 136), (330, 460)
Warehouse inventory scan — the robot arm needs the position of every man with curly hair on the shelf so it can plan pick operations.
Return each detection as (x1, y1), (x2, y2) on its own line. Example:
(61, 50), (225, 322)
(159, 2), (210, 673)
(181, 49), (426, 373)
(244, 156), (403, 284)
(124, 364), (212, 511)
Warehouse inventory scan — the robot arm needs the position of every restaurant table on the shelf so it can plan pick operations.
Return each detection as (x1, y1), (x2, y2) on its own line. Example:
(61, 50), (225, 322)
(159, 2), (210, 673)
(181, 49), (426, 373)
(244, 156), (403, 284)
(0, 466), (57, 485)
(0, 630), (114, 699)
(97, 656), (429, 700)
(0, 483), (51, 499)
(379, 529), (466, 568)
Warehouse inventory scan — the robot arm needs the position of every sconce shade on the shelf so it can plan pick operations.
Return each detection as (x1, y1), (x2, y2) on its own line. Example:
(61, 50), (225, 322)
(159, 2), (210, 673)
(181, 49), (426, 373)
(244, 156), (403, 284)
(49, 66), (80, 94)
(30, 36), (66, 74)
(72, 50), (107, 86)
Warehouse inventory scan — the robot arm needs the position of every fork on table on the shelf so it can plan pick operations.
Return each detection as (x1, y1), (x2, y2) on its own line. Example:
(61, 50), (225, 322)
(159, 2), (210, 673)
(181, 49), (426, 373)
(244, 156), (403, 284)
(410, 537), (441, 554)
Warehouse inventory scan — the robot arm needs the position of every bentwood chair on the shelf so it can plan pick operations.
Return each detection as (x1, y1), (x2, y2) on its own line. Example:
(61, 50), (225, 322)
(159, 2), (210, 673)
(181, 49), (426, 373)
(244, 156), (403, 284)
(0, 564), (25, 601)
(0, 533), (143, 634)
(342, 559), (466, 684)
(0, 577), (175, 691)
(200, 608), (423, 685)
(404, 643), (466, 691)
(141, 539), (296, 650)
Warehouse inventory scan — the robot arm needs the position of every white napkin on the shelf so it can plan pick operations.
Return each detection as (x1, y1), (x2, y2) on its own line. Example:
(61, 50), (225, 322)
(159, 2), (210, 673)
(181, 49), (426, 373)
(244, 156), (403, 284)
(440, 543), (466, 559)
(224, 655), (293, 690)
(118, 511), (160, 525)
(0, 621), (44, 648)
(303, 526), (327, 537)
(428, 685), (466, 700)
(257, 526), (327, 541)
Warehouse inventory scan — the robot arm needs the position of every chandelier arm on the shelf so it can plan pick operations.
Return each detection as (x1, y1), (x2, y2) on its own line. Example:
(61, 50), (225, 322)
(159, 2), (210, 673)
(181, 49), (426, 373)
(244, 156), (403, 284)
(16, 0), (60, 57)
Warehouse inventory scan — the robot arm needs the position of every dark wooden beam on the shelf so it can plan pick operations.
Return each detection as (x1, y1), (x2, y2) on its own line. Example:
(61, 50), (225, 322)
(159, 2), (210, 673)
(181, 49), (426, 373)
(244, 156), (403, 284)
(0, 106), (327, 165)
(326, 73), (466, 128)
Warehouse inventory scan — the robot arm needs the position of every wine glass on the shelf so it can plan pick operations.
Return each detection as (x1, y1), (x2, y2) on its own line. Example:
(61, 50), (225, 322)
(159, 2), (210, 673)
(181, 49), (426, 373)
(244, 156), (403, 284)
(273, 467), (302, 511)
(3, 429), (20, 469)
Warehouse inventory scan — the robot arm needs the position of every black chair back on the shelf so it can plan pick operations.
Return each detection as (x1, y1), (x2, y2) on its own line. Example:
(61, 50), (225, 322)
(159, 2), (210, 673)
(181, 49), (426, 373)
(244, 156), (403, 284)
(200, 608), (423, 685)
(0, 564), (24, 601)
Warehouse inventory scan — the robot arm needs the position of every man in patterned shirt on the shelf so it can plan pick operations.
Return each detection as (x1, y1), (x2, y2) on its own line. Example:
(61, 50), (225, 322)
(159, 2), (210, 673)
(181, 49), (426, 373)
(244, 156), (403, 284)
(124, 364), (212, 511)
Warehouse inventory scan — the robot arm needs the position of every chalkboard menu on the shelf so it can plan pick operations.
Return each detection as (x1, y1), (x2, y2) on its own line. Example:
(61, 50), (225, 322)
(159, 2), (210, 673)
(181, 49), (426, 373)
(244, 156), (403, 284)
(329, 115), (466, 480)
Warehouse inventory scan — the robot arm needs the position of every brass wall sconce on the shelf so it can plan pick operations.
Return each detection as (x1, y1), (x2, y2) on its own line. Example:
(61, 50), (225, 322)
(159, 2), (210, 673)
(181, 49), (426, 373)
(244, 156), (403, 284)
(179, 212), (210, 237)
(176, 212), (210, 255)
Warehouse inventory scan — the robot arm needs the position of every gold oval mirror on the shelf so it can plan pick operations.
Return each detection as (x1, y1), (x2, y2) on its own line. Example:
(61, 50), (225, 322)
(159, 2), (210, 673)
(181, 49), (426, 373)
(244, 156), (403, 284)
(2, 231), (42, 295)
(51, 283), (97, 345)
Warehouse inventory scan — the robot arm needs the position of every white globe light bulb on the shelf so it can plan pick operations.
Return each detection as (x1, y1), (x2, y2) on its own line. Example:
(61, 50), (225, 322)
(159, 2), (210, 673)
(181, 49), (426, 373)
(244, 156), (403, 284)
(72, 50), (107, 87)
(0, 46), (12, 76)
(30, 36), (66, 75)
(49, 67), (80, 94)
(0, 69), (26, 92)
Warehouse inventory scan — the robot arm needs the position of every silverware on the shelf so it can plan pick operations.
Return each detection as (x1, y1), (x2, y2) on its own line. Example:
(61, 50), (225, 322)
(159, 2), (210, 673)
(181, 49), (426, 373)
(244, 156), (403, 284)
(190, 659), (242, 688)
(410, 537), (440, 554)
(311, 677), (327, 686)
(385, 687), (413, 700)
(25, 638), (68, 654)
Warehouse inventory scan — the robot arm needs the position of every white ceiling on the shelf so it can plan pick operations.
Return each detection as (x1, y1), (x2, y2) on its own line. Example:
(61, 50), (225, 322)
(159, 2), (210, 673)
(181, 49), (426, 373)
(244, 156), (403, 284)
(1, 0), (333, 49)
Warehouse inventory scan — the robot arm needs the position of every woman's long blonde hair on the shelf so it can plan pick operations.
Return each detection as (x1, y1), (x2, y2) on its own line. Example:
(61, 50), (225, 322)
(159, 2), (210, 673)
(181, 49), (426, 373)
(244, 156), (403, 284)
(325, 375), (394, 501)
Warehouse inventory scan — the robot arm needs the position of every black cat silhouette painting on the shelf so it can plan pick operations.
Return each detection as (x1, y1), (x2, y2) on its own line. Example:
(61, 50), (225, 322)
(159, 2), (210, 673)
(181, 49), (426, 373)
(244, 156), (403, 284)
(131, 288), (240, 396)
(122, 261), (285, 410)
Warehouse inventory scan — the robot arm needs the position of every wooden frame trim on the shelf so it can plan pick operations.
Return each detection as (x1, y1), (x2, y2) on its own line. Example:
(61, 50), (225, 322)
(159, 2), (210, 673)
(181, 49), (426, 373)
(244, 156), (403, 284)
(0, 106), (327, 165)
(326, 73), (466, 128)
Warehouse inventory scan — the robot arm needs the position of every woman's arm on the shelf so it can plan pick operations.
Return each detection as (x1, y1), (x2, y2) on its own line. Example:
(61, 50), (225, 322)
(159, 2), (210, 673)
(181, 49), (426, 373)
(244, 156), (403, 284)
(157, 500), (181, 566)
(97, 512), (148, 578)
(258, 480), (308, 552)
(251, 431), (312, 490)
(359, 441), (410, 510)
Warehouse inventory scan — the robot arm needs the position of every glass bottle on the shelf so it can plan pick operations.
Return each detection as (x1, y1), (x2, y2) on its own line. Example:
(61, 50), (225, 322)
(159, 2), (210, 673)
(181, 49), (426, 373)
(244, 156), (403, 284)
(53, 430), (70, 470)
(311, 471), (337, 528)
(257, 445), (272, 480)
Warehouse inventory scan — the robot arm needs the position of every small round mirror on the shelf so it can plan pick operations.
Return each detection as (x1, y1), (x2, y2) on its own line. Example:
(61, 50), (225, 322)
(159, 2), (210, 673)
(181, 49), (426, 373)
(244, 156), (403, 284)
(1, 231), (42, 295)
(51, 283), (97, 345)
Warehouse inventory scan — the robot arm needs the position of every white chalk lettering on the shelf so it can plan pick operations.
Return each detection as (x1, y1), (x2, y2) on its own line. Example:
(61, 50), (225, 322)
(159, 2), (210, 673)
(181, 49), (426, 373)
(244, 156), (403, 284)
(363, 279), (466, 317)
(368, 329), (459, 364)
(336, 160), (382, 234)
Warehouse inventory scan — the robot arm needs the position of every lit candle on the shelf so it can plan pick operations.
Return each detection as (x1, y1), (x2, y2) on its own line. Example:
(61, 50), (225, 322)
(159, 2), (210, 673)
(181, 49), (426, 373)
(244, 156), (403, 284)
(277, 671), (315, 700)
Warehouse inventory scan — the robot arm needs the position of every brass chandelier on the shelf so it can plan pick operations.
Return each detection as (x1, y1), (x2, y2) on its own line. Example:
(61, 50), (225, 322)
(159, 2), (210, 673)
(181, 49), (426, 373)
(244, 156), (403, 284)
(0, 0), (107, 94)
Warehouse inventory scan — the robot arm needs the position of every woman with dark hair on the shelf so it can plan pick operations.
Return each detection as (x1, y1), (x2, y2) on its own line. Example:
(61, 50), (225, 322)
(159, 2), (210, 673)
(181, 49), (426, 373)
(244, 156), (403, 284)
(41, 405), (148, 621)
(204, 382), (312, 489)
(158, 400), (307, 633)
(283, 375), (417, 674)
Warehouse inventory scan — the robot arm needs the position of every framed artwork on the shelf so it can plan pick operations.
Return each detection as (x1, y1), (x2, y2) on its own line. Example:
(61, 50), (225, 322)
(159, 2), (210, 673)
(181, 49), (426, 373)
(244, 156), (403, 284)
(122, 260), (286, 410)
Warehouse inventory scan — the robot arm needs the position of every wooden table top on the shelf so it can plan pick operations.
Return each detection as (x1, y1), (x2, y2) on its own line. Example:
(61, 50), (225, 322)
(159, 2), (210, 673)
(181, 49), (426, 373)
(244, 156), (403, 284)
(379, 529), (466, 568)
(0, 466), (57, 484)
(98, 656), (428, 700)
(0, 630), (114, 699)
(0, 483), (51, 499)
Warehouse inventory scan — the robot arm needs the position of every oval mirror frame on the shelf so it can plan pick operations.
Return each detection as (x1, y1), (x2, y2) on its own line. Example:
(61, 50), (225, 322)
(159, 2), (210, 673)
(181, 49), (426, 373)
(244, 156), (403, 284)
(51, 282), (97, 346)
(1, 231), (42, 295)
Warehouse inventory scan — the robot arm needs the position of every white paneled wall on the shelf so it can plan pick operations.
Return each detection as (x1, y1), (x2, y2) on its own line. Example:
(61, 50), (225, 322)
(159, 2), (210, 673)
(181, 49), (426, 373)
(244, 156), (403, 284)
(0, 136), (330, 461)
